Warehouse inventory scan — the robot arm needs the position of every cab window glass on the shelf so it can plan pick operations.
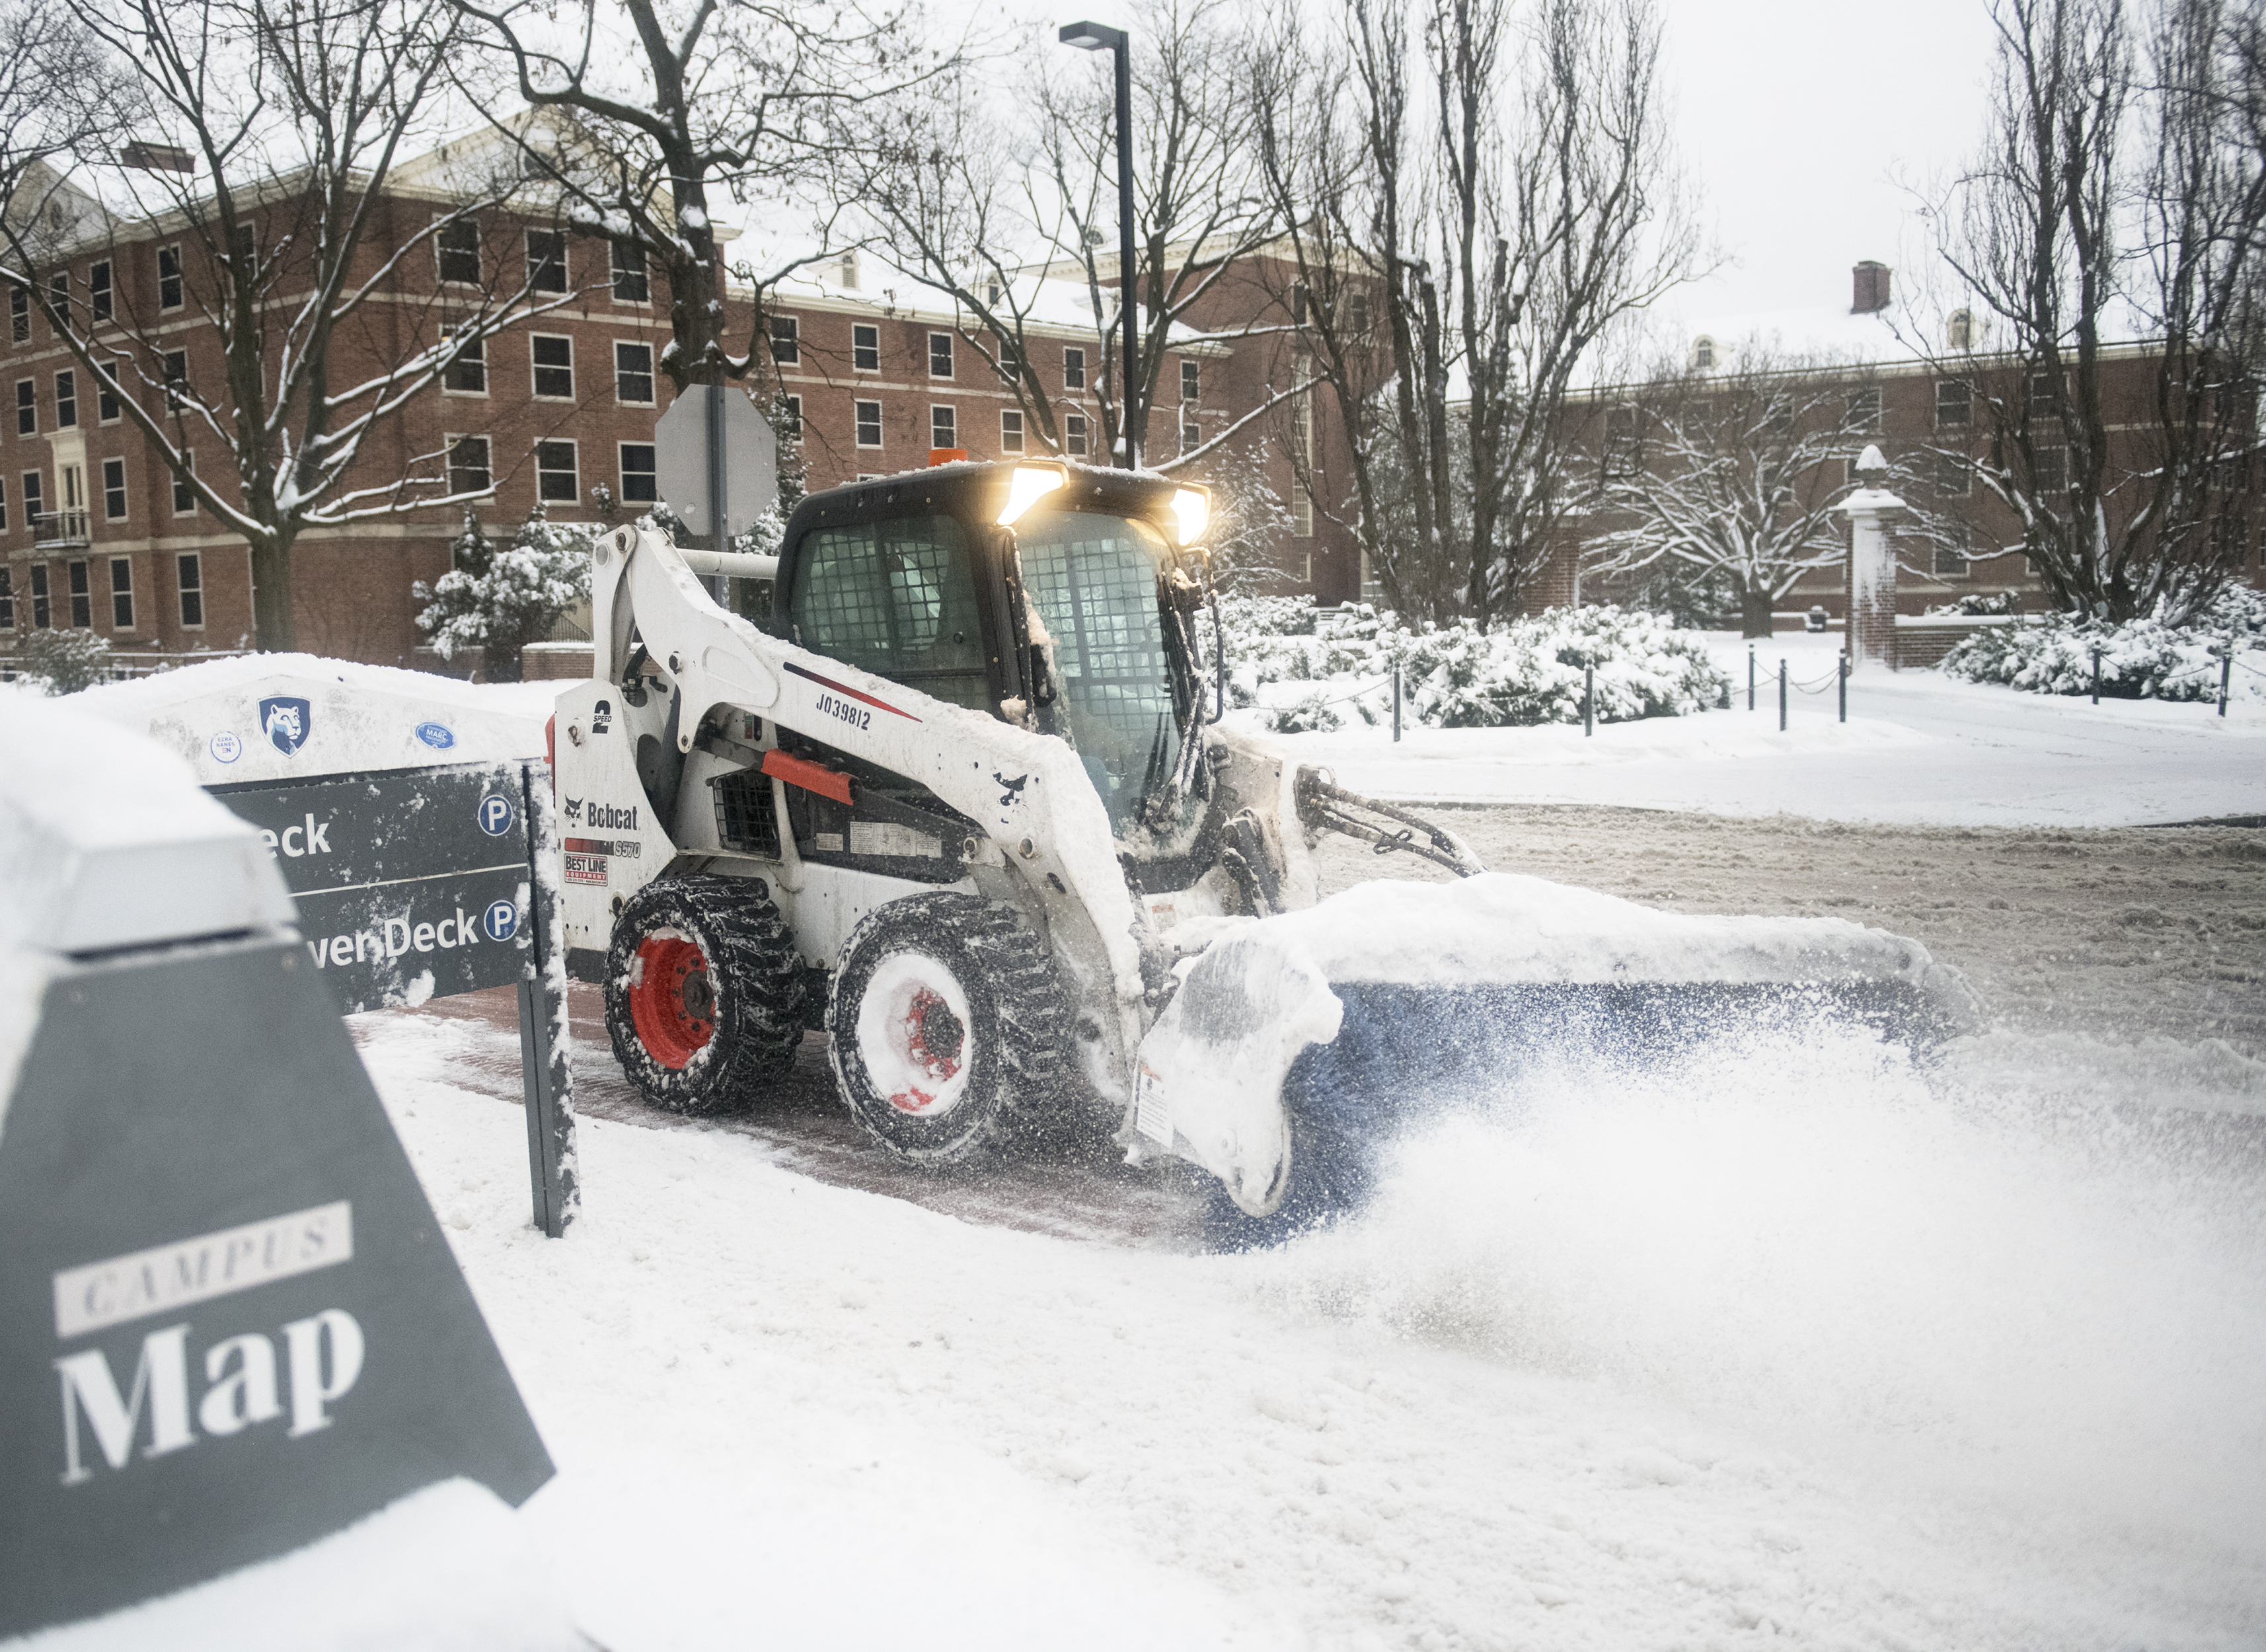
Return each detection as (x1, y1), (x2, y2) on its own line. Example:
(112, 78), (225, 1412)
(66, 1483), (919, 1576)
(790, 514), (988, 709)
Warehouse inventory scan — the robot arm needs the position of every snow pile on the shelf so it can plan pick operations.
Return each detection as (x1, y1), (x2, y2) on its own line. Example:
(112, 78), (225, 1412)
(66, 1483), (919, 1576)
(1941, 587), (2266, 704)
(1215, 598), (1731, 733)
(75, 653), (554, 784)
(20, 1480), (584, 1652)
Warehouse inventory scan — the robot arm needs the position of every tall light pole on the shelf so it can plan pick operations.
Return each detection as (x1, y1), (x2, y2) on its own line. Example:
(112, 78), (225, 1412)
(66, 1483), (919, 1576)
(1058, 20), (1138, 470)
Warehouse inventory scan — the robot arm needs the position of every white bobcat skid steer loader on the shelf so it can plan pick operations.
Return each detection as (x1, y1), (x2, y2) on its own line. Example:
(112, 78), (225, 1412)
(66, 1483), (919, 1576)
(555, 459), (1982, 1246)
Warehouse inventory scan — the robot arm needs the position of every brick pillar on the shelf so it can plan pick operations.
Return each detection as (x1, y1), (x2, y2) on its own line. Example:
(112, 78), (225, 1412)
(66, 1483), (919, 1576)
(1836, 445), (1903, 671)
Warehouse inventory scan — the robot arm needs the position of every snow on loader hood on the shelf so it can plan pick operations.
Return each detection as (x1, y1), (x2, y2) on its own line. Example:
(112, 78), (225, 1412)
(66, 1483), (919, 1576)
(1135, 873), (1986, 1220)
(73, 654), (552, 785)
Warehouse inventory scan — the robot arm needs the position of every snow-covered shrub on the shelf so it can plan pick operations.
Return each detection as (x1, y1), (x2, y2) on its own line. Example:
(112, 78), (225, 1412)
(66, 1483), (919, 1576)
(14, 627), (112, 694)
(1940, 587), (2266, 703)
(415, 506), (594, 682)
(1213, 597), (1731, 733)
(1924, 589), (2022, 618)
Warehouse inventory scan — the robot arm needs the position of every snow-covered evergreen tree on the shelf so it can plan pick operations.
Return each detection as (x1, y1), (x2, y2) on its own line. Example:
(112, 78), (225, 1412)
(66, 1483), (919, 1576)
(414, 506), (592, 682)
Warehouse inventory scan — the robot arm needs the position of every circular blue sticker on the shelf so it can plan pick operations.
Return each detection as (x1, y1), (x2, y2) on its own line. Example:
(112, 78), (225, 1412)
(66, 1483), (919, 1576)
(477, 794), (516, 837)
(414, 721), (456, 750)
(209, 732), (243, 764)
(483, 899), (519, 942)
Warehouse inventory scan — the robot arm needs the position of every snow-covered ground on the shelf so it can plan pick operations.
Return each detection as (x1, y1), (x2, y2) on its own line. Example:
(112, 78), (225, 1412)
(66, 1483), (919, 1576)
(374, 1008), (2266, 1650)
(1256, 631), (2266, 828)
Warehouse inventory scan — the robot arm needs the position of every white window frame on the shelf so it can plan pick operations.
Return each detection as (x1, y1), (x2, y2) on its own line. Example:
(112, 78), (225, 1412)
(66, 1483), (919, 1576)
(610, 239), (648, 304)
(157, 244), (184, 311)
(172, 450), (197, 517)
(770, 315), (800, 365)
(435, 217), (482, 287)
(930, 404), (957, 449)
(854, 399), (884, 448)
(928, 332), (954, 379)
(100, 456), (126, 521)
(1064, 413), (1088, 457)
(1180, 359), (1199, 403)
(15, 377), (32, 436)
(782, 394), (803, 441)
(525, 228), (568, 296)
(534, 437), (580, 504)
(619, 441), (658, 506)
(1063, 346), (1086, 392)
(999, 408), (1024, 454)
(446, 433), (492, 496)
(441, 324), (488, 397)
(529, 334), (575, 401)
(852, 324), (880, 373)
(176, 550), (205, 628)
(109, 554), (133, 631)
(613, 339), (656, 406)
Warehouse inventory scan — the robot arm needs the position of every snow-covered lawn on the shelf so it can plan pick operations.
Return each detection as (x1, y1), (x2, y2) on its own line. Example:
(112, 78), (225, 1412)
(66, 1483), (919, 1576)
(375, 1013), (2266, 1651)
(1260, 631), (2266, 828)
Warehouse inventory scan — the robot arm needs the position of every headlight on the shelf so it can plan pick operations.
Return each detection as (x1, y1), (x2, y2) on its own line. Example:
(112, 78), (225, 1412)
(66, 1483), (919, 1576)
(1169, 485), (1210, 546)
(997, 463), (1068, 525)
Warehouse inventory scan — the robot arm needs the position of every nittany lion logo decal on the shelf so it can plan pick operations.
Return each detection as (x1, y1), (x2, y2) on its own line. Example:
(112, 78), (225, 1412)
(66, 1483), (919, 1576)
(257, 696), (313, 757)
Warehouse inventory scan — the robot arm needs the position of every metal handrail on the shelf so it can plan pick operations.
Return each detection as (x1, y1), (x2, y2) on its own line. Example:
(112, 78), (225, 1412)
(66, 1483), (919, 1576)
(30, 508), (91, 548)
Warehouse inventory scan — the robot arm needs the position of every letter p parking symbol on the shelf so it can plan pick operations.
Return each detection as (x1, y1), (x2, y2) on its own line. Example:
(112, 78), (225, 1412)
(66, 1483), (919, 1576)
(483, 900), (518, 944)
(477, 794), (516, 838)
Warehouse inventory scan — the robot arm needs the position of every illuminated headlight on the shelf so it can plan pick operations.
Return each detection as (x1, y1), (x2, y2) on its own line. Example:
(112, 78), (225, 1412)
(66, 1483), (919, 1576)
(997, 463), (1068, 525)
(1168, 485), (1210, 546)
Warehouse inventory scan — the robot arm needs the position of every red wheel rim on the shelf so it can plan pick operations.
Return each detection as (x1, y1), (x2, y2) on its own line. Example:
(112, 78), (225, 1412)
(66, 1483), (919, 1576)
(890, 987), (965, 1113)
(628, 936), (714, 1069)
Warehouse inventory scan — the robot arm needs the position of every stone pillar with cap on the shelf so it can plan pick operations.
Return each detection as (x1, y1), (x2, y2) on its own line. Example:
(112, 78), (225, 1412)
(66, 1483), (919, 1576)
(1837, 443), (1904, 670)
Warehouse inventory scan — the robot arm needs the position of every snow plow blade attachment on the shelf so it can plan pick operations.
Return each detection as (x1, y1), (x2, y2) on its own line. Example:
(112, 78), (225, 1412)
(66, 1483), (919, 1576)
(1127, 875), (1984, 1250)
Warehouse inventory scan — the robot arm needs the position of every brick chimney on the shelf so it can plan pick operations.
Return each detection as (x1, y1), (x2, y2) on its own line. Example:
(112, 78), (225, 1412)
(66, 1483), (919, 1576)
(1851, 260), (1891, 315)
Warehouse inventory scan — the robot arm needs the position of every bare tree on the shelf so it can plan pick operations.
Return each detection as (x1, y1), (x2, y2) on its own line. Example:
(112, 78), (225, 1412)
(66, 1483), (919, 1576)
(452, 0), (955, 398)
(1255, 0), (1701, 628)
(0, 0), (571, 650)
(1580, 348), (1883, 638)
(853, 0), (1303, 473)
(1913, 0), (2263, 622)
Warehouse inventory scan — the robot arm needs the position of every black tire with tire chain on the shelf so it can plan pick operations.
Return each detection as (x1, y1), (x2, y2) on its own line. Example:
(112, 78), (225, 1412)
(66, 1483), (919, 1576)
(605, 874), (808, 1115)
(827, 891), (1076, 1164)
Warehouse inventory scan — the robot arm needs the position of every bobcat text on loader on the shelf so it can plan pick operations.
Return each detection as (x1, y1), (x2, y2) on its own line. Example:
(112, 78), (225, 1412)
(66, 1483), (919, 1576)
(554, 459), (1982, 1245)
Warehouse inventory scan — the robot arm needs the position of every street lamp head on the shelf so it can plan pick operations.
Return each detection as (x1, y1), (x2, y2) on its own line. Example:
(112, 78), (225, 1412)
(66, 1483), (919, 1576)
(1059, 20), (1127, 51)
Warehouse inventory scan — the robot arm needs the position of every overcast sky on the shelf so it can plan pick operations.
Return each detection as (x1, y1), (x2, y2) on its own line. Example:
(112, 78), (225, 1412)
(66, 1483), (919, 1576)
(1657, 0), (2002, 324)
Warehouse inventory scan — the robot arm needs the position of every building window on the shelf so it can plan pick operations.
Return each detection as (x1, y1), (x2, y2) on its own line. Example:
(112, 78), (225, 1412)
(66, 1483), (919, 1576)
(447, 434), (491, 495)
(854, 399), (882, 447)
(930, 404), (956, 449)
(531, 335), (574, 399)
(1349, 291), (1370, 335)
(1291, 284), (1308, 325)
(110, 556), (133, 628)
(101, 457), (125, 519)
(172, 451), (196, 515)
(526, 230), (566, 295)
(8, 284), (24, 342)
(54, 369), (75, 429)
(1181, 420), (1200, 453)
(68, 558), (90, 627)
(929, 332), (954, 379)
(770, 315), (799, 364)
(158, 246), (183, 310)
(1692, 335), (1716, 369)
(1933, 451), (1970, 500)
(163, 350), (187, 410)
(994, 332), (1023, 381)
(2032, 443), (2066, 494)
(1947, 309), (1975, 350)
(1846, 384), (1881, 432)
(0, 566), (9, 626)
(1064, 347), (1085, 391)
(91, 261), (111, 320)
(177, 552), (203, 626)
(1293, 485), (1314, 538)
(1000, 409), (1024, 453)
(15, 379), (31, 435)
(852, 324), (880, 372)
(2027, 371), (2058, 419)
(23, 469), (42, 524)
(1181, 359), (1199, 403)
(1936, 378), (1971, 429)
(437, 218), (481, 285)
(1065, 413), (1088, 457)
(97, 362), (121, 422)
(0, 475), (7, 531)
(620, 442), (657, 503)
(1293, 391), (1313, 465)
(782, 394), (802, 440)
(48, 272), (69, 329)
(535, 439), (578, 502)
(1933, 534), (1971, 578)
(443, 327), (486, 394)
(615, 341), (655, 404)
(30, 562), (49, 628)
(611, 240), (648, 302)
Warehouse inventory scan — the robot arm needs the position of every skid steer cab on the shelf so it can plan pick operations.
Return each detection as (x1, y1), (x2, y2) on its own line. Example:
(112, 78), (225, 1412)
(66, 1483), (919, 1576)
(555, 457), (1345, 1165)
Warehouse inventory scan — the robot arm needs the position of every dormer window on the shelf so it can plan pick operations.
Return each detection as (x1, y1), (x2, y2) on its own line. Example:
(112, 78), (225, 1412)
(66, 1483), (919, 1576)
(1946, 308), (1975, 350)
(1692, 335), (1716, 370)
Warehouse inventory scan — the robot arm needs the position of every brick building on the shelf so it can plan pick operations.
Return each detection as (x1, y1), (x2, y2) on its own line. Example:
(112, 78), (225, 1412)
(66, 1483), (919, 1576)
(1538, 262), (2262, 626)
(0, 148), (1351, 674)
